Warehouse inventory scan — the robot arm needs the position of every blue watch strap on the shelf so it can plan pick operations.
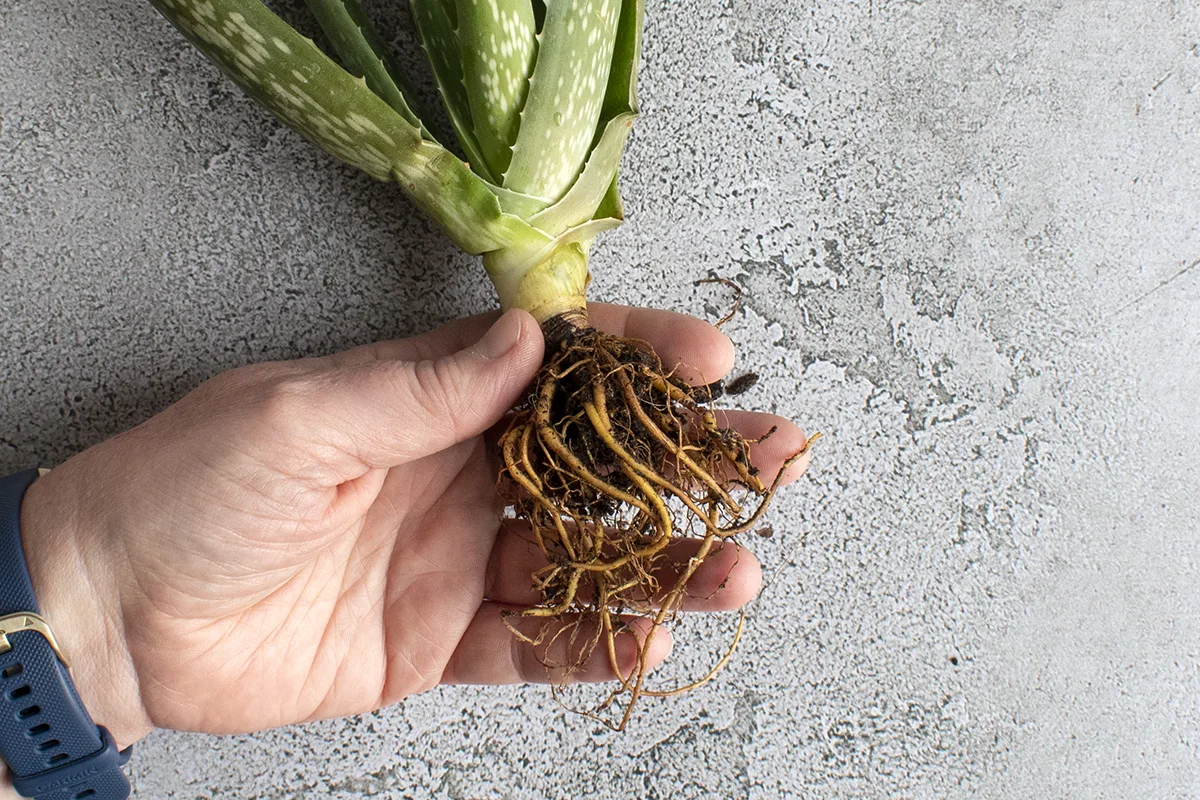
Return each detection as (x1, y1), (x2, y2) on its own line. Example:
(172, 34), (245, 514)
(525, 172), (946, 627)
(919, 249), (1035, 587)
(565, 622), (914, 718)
(0, 470), (132, 800)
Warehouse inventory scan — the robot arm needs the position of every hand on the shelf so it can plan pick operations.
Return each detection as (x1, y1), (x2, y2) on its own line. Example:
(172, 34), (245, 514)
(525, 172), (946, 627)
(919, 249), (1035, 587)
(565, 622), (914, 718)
(12, 305), (811, 753)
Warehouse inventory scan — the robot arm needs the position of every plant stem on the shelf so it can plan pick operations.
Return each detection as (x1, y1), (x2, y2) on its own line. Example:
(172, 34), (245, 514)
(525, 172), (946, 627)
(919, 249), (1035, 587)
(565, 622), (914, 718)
(483, 242), (590, 325)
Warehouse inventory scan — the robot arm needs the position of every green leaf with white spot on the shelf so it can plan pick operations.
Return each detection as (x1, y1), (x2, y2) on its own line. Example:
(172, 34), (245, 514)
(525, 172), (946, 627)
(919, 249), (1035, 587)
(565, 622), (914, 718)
(305, 0), (431, 136)
(456, 0), (538, 180)
(409, 0), (496, 183)
(525, 0), (640, 233)
(504, 0), (624, 200)
(149, 0), (534, 253)
(530, 111), (631, 234)
(393, 144), (541, 252)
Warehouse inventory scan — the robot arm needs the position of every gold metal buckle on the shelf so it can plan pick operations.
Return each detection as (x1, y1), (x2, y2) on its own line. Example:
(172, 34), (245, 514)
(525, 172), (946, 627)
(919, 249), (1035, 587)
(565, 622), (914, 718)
(0, 613), (71, 668)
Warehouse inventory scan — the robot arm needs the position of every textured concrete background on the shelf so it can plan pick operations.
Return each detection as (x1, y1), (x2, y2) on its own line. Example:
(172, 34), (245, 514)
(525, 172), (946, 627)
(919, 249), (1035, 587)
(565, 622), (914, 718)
(3, 0), (1199, 797)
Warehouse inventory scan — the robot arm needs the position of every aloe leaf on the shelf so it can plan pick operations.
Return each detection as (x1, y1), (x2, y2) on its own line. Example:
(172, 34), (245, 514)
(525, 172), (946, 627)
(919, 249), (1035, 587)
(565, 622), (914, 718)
(553, 215), (623, 254)
(602, 0), (643, 119)
(149, 0), (532, 253)
(486, 215), (620, 277)
(483, 235), (589, 320)
(524, 0), (640, 234)
(395, 145), (539, 252)
(409, 0), (496, 183)
(456, 0), (537, 179)
(482, 215), (620, 318)
(304, 0), (431, 136)
(529, 111), (631, 235)
(490, 184), (553, 218)
(592, 171), (624, 224)
(504, 0), (624, 200)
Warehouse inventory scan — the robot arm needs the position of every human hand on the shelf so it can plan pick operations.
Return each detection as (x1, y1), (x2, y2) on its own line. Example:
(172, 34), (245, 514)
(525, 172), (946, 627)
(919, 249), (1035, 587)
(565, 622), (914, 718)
(11, 305), (811, 757)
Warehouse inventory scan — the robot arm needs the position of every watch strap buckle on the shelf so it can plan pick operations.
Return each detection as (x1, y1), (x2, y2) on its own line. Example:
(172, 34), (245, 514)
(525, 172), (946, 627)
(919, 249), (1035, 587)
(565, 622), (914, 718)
(0, 613), (70, 668)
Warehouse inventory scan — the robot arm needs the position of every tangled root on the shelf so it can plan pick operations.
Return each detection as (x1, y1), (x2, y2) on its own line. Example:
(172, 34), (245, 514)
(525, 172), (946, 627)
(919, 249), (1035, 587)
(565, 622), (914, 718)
(497, 318), (813, 729)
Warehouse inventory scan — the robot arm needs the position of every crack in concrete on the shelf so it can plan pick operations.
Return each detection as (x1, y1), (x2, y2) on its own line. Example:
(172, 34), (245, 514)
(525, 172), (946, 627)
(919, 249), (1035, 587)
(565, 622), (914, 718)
(1106, 258), (1200, 319)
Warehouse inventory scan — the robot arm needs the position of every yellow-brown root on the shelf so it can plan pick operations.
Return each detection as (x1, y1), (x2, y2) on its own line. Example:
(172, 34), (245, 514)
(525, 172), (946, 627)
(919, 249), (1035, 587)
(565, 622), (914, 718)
(497, 315), (813, 730)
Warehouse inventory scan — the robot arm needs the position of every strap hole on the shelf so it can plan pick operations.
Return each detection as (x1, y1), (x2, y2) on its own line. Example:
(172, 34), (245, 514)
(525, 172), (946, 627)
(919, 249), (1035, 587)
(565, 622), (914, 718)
(1, 664), (22, 679)
(76, 792), (97, 799)
(48, 752), (69, 764)
(17, 705), (40, 719)
(36, 738), (60, 752)
(27, 723), (50, 736)
(8, 685), (31, 700)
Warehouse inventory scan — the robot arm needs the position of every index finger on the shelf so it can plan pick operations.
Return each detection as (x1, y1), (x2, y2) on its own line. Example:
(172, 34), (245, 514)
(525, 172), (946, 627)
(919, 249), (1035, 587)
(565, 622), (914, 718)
(588, 304), (735, 385)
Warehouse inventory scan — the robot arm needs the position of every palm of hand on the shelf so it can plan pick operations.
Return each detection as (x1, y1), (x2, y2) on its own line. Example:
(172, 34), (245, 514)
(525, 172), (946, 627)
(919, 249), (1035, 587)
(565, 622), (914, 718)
(119, 398), (509, 735)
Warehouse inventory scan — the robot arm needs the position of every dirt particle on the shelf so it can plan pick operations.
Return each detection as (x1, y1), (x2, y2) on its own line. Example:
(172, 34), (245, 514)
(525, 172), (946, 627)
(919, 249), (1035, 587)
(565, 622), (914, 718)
(726, 373), (759, 395)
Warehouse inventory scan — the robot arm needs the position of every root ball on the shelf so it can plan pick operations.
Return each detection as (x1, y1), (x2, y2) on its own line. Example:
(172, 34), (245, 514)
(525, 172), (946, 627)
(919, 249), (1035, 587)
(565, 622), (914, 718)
(497, 319), (809, 729)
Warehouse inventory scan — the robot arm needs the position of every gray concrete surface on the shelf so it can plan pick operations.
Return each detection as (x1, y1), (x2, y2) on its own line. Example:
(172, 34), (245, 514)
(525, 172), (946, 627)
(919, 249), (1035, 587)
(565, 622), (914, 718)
(3, 0), (1199, 796)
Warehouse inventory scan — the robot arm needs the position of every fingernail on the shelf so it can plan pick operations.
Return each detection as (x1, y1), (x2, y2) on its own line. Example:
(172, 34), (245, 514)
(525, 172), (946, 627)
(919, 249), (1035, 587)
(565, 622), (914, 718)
(477, 310), (524, 359)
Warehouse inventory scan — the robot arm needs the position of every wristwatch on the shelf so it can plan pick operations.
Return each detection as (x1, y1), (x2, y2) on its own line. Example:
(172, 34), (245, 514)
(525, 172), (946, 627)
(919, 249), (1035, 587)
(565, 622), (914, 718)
(0, 470), (132, 799)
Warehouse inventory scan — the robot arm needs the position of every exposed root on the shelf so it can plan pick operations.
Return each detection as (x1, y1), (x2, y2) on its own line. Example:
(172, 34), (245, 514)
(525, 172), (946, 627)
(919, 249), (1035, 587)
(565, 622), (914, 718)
(497, 314), (815, 730)
(694, 276), (745, 327)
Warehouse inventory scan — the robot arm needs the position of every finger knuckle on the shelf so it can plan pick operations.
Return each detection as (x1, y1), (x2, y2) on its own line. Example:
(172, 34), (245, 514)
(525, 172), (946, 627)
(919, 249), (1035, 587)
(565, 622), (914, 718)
(407, 358), (472, 429)
(174, 364), (280, 425)
(253, 373), (318, 430)
(193, 364), (319, 440)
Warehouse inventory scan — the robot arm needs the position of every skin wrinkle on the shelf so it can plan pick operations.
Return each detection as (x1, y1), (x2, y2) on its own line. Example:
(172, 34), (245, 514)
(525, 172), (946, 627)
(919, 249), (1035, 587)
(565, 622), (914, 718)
(379, 440), (491, 698)
(119, 533), (203, 622)
(268, 553), (341, 666)
(393, 472), (496, 690)
(409, 357), (493, 446)
(304, 520), (395, 719)
(42, 506), (149, 740)
(152, 559), (341, 729)
(307, 588), (389, 721)
(384, 583), (454, 695)
(326, 469), (388, 527)
(135, 616), (247, 728)
(282, 555), (362, 720)
(338, 356), (501, 468)
(183, 440), (327, 535)
(127, 490), (328, 611)
(148, 421), (360, 571)
(135, 670), (206, 728)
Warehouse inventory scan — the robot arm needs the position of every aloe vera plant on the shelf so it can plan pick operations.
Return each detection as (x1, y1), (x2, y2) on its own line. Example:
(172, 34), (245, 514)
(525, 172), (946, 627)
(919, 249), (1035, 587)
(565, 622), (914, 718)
(149, 0), (810, 728)
(152, 0), (634, 325)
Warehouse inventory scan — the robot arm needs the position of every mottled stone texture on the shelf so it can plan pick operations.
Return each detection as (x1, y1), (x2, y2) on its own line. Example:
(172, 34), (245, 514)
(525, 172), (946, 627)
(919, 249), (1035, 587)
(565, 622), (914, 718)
(3, 0), (1198, 797)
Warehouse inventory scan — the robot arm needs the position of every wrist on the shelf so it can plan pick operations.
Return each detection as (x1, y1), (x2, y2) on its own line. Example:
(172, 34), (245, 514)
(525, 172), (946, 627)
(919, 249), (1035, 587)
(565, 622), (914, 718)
(15, 466), (153, 753)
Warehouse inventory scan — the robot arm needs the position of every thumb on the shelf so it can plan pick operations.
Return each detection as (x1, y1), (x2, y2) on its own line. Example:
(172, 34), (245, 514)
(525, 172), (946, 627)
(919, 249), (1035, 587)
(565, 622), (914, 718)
(329, 309), (544, 469)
